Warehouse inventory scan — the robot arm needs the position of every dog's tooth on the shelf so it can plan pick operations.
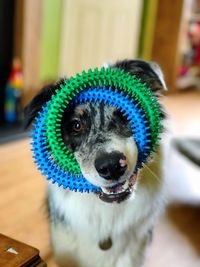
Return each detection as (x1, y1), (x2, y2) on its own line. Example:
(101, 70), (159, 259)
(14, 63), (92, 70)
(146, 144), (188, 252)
(101, 187), (108, 194)
(101, 187), (112, 194)
(128, 174), (138, 192)
(122, 179), (129, 191)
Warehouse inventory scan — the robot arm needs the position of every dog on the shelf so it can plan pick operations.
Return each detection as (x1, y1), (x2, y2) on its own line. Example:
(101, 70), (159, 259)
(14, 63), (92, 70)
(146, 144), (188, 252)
(25, 59), (167, 267)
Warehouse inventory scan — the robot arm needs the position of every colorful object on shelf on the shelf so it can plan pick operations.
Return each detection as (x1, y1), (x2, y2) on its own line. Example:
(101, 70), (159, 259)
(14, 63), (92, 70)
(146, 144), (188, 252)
(31, 67), (163, 193)
(188, 22), (200, 64)
(4, 59), (23, 123)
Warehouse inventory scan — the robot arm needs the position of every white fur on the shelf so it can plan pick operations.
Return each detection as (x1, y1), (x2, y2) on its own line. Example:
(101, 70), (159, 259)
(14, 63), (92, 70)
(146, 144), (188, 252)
(149, 62), (167, 90)
(49, 148), (166, 267)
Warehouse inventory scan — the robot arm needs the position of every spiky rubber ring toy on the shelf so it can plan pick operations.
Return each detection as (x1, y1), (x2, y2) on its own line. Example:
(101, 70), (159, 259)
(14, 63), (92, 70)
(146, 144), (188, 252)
(31, 67), (163, 193)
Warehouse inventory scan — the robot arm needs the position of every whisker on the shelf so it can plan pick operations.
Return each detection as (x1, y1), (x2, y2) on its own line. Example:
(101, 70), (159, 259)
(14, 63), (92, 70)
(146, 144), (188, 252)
(143, 163), (160, 182)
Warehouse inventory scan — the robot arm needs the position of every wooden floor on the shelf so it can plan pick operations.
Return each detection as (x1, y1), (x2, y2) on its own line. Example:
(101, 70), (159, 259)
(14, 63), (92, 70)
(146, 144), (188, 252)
(0, 90), (200, 267)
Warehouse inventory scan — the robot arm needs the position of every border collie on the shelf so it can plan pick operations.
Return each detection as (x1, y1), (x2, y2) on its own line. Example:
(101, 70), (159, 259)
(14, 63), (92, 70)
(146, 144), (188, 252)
(25, 59), (167, 267)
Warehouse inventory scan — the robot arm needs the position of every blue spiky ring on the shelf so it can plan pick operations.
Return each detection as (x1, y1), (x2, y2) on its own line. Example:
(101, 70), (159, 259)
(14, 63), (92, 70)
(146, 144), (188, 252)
(31, 67), (163, 193)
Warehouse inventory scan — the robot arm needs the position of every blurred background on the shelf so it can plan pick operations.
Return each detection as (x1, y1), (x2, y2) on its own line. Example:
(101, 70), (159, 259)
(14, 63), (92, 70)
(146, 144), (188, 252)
(0, 0), (199, 266)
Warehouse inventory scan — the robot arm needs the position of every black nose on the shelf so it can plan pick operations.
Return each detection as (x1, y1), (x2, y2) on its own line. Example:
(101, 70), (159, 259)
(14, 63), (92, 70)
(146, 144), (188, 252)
(95, 152), (127, 180)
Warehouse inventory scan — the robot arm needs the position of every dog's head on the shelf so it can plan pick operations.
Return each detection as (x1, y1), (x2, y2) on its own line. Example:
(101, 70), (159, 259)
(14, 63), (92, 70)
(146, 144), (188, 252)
(25, 59), (166, 203)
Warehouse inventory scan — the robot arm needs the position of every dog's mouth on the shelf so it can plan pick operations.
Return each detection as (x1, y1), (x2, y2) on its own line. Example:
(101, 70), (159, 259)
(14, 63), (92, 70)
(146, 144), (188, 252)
(98, 173), (137, 204)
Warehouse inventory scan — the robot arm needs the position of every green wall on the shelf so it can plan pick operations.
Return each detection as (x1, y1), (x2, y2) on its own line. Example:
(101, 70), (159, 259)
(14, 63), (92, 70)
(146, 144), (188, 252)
(40, 0), (63, 82)
(138, 0), (158, 60)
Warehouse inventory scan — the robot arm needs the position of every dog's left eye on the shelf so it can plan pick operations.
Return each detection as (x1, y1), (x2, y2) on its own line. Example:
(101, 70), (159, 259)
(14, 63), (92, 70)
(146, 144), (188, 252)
(71, 120), (83, 134)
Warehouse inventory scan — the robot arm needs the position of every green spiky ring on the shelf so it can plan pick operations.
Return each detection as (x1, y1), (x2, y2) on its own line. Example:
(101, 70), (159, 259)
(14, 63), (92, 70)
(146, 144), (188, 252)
(44, 67), (162, 175)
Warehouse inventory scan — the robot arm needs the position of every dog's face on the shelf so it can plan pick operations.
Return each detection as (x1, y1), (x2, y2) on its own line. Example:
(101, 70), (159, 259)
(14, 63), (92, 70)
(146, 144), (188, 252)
(62, 102), (138, 202)
(25, 59), (166, 203)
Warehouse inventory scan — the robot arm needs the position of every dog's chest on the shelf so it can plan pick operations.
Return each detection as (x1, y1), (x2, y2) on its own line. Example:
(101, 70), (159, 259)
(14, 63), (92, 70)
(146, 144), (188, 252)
(50, 187), (140, 241)
(69, 196), (132, 239)
(49, 177), (164, 267)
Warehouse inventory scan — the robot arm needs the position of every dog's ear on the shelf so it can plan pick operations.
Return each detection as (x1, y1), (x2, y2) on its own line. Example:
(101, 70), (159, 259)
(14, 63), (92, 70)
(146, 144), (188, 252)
(24, 79), (65, 128)
(111, 59), (167, 93)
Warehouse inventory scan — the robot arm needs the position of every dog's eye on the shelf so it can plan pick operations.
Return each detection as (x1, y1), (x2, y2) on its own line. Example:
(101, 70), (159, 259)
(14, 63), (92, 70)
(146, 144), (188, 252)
(71, 120), (83, 134)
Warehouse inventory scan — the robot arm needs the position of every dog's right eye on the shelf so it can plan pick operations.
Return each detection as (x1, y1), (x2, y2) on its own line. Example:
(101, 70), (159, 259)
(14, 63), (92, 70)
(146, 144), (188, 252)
(71, 120), (83, 134)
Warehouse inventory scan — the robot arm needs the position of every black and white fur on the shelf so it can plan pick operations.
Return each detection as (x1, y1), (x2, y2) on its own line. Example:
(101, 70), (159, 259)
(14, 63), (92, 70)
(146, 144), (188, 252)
(25, 59), (167, 267)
